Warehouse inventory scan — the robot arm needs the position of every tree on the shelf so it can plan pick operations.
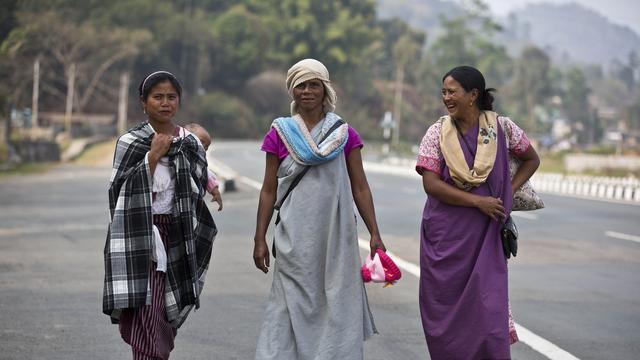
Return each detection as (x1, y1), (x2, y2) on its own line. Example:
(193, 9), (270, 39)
(563, 66), (593, 143)
(374, 18), (425, 81)
(0, 0), (19, 145)
(2, 10), (151, 114)
(391, 33), (423, 147)
(250, 0), (382, 80)
(421, 0), (513, 100)
(508, 45), (552, 133)
(210, 4), (271, 90)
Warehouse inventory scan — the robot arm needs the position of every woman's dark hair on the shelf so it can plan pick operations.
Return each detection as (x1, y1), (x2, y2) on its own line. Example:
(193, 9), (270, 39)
(138, 71), (182, 100)
(442, 66), (496, 111)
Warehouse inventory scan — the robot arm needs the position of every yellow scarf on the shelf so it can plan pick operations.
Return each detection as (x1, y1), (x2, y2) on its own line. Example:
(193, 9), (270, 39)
(440, 111), (499, 190)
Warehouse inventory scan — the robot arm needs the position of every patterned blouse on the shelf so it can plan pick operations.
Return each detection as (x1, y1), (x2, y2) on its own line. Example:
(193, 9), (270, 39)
(415, 116), (530, 176)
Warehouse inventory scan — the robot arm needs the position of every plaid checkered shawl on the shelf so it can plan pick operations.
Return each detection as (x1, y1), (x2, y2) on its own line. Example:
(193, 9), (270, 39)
(103, 122), (217, 328)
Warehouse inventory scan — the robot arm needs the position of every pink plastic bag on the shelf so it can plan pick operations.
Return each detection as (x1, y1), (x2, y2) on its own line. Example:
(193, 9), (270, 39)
(361, 249), (402, 286)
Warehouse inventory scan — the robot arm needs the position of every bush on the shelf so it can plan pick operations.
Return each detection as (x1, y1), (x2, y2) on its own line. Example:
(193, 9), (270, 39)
(0, 142), (7, 163)
(244, 71), (290, 117)
(182, 92), (260, 138)
(584, 145), (616, 155)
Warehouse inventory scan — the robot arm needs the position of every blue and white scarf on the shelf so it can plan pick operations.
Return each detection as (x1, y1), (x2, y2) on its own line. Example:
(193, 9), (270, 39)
(272, 112), (348, 166)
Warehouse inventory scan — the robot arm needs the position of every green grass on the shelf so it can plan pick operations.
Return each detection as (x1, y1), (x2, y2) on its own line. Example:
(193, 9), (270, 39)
(539, 153), (566, 173)
(582, 168), (640, 178)
(0, 142), (7, 163)
(538, 152), (640, 177)
(0, 162), (57, 178)
(74, 138), (116, 166)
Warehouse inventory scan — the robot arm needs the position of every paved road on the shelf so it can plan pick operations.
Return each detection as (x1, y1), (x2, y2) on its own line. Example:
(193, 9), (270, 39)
(0, 140), (638, 359)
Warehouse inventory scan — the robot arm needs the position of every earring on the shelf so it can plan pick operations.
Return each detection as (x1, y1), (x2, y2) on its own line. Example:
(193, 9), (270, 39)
(470, 101), (474, 107)
(143, 108), (147, 114)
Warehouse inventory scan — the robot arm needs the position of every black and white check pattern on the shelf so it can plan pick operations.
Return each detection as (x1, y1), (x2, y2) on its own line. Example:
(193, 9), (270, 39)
(103, 122), (217, 327)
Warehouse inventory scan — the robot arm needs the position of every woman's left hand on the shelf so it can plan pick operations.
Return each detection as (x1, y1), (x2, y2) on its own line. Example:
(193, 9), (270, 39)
(369, 234), (386, 259)
(253, 238), (270, 274)
(210, 187), (223, 211)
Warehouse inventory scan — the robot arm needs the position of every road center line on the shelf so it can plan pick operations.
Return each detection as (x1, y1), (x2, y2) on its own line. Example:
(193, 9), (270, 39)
(511, 212), (539, 220)
(234, 165), (581, 360)
(605, 231), (640, 244)
(357, 239), (580, 360)
(238, 175), (263, 190)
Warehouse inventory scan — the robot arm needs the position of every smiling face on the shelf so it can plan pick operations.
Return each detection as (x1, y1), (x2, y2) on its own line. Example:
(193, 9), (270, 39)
(441, 75), (478, 120)
(142, 80), (179, 125)
(293, 79), (325, 113)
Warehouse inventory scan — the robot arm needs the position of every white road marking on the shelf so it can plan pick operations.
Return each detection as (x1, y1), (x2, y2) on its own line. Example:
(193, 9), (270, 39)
(513, 324), (580, 360)
(230, 161), (582, 360)
(605, 231), (640, 244)
(401, 187), (418, 195)
(357, 238), (581, 360)
(238, 175), (262, 190)
(363, 161), (416, 178)
(511, 212), (539, 220)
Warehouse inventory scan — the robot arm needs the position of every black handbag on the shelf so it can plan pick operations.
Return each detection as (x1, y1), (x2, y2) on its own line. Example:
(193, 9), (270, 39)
(501, 216), (518, 258)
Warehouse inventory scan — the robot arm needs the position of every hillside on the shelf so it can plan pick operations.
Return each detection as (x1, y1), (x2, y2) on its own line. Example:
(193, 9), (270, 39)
(376, 0), (640, 67)
(507, 2), (640, 66)
(376, 0), (460, 31)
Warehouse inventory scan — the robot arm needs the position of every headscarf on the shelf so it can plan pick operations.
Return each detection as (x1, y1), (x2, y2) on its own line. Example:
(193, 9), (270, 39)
(286, 58), (337, 116)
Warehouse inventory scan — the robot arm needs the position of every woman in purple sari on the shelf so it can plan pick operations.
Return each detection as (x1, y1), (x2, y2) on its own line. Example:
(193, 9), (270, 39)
(415, 66), (540, 359)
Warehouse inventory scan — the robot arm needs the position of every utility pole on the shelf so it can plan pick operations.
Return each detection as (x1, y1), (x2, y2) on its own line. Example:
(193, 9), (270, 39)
(380, 111), (393, 156)
(391, 65), (404, 148)
(64, 63), (76, 135)
(2, 101), (10, 147)
(117, 72), (130, 134)
(32, 58), (40, 128)
(179, 0), (194, 93)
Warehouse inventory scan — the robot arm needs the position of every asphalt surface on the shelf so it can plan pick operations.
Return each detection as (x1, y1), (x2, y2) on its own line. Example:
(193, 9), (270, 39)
(0, 140), (638, 359)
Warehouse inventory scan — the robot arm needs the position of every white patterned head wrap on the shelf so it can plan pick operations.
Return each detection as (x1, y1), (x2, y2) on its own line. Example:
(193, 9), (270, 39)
(286, 58), (337, 116)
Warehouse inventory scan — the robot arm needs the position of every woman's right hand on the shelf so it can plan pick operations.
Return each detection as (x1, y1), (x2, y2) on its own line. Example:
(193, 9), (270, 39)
(475, 195), (506, 222)
(149, 133), (173, 161)
(253, 238), (270, 274)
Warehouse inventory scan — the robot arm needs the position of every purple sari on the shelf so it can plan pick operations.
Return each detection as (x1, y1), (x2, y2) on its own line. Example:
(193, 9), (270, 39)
(418, 121), (512, 359)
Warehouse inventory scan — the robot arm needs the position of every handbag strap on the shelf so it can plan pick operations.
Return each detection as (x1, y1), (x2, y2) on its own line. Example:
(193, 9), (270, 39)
(274, 119), (346, 225)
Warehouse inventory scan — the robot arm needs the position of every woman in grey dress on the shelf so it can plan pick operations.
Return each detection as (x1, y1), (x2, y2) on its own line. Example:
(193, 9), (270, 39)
(252, 58), (386, 360)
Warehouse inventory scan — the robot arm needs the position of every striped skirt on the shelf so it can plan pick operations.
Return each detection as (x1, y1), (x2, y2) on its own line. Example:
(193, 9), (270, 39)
(119, 214), (177, 360)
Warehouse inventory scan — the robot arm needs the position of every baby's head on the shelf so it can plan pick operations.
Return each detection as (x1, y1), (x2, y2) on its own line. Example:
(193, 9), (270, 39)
(185, 123), (211, 151)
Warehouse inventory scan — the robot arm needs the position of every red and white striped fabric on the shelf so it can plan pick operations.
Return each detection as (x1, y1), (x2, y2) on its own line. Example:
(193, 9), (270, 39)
(509, 305), (519, 345)
(119, 215), (177, 360)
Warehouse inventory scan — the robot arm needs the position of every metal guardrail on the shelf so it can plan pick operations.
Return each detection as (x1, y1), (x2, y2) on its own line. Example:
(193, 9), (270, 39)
(532, 173), (640, 202)
(212, 152), (640, 203)
(369, 156), (640, 204)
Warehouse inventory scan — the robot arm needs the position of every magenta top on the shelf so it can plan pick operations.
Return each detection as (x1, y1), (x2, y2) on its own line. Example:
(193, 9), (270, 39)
(260, 126), (364, 160)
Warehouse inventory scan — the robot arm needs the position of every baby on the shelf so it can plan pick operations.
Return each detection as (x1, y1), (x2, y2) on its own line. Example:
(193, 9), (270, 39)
(184, 123), (223, 211)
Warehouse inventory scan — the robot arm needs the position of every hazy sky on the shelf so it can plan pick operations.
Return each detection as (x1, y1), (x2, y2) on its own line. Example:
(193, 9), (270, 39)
(484, 0), (640, 34)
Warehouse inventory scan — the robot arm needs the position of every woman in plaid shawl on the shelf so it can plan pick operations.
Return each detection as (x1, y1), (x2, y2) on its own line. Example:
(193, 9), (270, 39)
(103, 71), (217, 360)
